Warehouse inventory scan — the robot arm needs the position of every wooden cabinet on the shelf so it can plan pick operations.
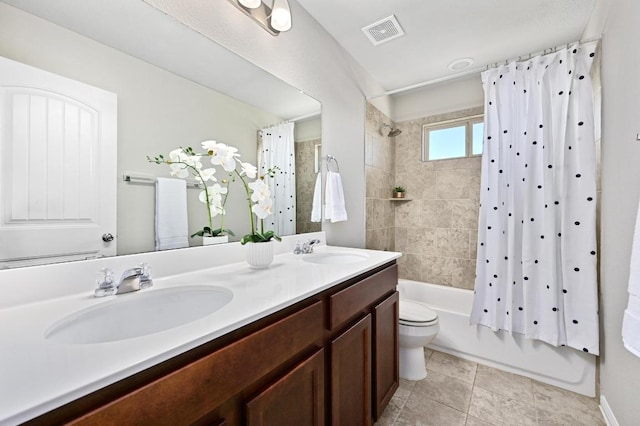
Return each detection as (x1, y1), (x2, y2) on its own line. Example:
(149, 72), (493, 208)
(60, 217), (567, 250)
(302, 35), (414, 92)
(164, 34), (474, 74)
(330, 315), (372, 426)
(373, 292), (400, 420)
(246, 349), (325, 426)
(29, 262), (398, 426)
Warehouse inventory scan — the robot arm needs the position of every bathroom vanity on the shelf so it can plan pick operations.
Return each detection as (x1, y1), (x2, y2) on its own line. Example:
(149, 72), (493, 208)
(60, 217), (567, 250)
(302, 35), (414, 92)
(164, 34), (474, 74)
(0, 236), (400, 426)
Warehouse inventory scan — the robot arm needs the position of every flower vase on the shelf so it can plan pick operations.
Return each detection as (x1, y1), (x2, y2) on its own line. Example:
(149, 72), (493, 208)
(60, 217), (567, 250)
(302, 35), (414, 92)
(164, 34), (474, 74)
(246, 241), (274, 269)
(203, 235), (229, 245)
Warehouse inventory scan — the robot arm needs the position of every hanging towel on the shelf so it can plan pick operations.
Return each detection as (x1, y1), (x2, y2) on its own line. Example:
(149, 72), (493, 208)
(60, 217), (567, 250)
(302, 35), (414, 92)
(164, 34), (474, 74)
(311, 172), (322, 222)
(623, 197), (640, 357)
(324, 171), (348, 223)
(155, 177), (189, 251)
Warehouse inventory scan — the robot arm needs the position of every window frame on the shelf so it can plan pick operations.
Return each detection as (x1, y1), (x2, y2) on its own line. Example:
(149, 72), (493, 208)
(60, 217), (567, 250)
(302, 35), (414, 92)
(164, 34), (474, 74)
(421, 114), (484, 162)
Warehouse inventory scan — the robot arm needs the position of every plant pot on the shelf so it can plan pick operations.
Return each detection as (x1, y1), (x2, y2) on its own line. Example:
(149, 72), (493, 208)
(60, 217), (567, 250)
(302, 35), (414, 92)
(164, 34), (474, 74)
(393, 191), (406, 199)
(203, 235), (229, 245)
(246, 241), (274, 269)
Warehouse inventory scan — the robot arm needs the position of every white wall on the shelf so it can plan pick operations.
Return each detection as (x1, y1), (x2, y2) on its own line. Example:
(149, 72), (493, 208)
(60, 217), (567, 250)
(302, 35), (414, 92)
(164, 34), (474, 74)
(599, 0), (640, 423)
(390, 74), (484, 122)
(144, 0), (388, 248)
(0, 3), (282, 255)
(294, 117), (322, 142)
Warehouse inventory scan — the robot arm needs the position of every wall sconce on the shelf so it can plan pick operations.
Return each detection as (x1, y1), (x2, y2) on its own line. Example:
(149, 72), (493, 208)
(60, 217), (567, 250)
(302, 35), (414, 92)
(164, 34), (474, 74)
(228, 0), (292, 36)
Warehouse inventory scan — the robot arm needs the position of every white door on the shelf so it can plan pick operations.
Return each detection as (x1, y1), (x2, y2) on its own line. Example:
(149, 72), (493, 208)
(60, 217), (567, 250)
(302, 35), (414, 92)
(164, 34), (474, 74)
(0, 56), (117, 267)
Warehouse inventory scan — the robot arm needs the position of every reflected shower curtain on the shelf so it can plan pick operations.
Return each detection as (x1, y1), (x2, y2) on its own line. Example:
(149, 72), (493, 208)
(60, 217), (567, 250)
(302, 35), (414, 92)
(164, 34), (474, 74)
(259, 122), (296, 236)
(470, 41), (600, 354)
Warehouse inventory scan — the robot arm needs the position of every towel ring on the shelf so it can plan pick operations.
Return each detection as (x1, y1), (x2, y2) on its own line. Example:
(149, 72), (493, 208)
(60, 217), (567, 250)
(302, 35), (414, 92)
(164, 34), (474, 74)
(326, 155), (340, 173)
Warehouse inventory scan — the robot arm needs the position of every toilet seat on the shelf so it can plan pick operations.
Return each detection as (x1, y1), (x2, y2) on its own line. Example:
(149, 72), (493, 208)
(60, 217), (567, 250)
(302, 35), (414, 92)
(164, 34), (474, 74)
(399, 299), (438, 327)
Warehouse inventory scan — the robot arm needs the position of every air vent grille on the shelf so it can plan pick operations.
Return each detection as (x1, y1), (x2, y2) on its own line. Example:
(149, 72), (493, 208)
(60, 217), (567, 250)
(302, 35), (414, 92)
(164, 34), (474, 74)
(362, 15), (405, 46)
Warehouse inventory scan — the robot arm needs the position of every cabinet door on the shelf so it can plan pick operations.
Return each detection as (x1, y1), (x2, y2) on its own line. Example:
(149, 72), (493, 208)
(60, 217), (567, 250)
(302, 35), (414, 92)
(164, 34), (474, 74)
(373, 291), (399, 420)
(246, 349), (325, 426)
(330, 315), (372, 426)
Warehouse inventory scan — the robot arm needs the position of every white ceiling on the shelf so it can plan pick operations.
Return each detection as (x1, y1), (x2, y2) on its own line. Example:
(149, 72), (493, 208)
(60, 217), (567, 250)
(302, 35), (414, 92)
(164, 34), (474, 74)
(297, 0), (600, 93)
(1, 0), (321, 121)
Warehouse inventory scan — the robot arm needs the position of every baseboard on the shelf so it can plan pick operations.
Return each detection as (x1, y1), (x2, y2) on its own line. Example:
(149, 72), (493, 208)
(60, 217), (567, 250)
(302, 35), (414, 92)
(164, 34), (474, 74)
(600, 395), (620, 426)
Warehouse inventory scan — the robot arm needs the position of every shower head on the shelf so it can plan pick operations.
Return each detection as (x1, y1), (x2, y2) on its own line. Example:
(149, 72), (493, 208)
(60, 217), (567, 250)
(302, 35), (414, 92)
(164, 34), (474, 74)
(380, 123), (402, 137)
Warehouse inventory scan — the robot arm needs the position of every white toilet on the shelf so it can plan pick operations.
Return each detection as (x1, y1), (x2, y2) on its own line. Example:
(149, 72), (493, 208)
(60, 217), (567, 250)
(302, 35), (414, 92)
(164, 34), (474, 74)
(398, 298), (440, 381)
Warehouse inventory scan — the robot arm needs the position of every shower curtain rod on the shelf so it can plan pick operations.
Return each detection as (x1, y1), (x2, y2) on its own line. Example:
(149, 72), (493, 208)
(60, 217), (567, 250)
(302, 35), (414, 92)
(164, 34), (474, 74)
(259, 111), (321, 133)
(367, 36), (601, 100)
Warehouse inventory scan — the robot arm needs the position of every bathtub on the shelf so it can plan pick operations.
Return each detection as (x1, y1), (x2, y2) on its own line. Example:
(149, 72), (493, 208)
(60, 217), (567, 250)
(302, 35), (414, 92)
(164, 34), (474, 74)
(398, 279), (596, 397)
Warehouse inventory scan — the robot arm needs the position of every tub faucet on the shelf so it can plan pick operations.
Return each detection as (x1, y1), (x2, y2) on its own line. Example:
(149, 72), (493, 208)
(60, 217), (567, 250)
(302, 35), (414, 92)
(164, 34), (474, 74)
(293, 239), (321, 255)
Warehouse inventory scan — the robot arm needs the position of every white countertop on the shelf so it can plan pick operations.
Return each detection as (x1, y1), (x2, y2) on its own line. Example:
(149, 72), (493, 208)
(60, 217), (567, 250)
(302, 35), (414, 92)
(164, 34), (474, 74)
(0, 238), (400, 425)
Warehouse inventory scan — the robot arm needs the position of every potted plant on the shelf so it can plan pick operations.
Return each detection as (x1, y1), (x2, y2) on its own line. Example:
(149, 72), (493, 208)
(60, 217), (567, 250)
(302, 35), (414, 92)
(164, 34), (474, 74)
(393, 186), (406, 199)
(148, 147), (234, 245)
(149, 140), (281, 267)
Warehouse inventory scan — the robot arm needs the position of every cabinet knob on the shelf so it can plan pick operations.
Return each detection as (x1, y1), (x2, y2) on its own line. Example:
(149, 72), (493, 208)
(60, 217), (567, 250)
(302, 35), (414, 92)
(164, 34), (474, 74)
(102, 233), (114, 242)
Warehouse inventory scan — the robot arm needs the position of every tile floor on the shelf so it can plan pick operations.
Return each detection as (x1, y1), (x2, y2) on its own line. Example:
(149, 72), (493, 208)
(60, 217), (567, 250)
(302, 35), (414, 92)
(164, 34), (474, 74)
(376, 349), (605, 426)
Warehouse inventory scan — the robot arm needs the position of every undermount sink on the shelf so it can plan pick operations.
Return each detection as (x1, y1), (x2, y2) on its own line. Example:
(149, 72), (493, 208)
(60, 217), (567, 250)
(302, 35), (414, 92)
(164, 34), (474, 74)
(45, 285), (233, 344)
(303, 251), (369, 265)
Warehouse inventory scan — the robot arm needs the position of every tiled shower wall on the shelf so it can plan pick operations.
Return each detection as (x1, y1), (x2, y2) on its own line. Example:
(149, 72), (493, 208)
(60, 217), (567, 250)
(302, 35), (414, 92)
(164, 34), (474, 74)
(395, 106), (483, 289)
(295, 139), (322, 234)
(365, 103), (484, 290)
(365, 103), (396, 251)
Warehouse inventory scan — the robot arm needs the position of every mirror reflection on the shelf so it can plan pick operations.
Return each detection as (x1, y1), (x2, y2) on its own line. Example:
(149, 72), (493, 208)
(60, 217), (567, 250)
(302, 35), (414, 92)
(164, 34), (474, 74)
(0, 1), (321, 269)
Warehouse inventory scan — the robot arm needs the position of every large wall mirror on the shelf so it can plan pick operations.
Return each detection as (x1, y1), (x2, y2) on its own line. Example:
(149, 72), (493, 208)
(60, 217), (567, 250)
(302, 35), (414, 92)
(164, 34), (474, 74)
(0, 0), (322, 269)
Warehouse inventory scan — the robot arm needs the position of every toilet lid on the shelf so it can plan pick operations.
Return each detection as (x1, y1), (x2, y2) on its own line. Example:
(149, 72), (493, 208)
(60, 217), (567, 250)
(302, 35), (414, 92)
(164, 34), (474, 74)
(399, 299), (438, 325)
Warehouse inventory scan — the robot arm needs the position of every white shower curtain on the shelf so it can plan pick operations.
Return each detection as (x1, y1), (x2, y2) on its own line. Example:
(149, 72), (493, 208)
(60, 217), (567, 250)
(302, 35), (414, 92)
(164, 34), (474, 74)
(470, 41), (600, 354)
(259, 122), (296, 236)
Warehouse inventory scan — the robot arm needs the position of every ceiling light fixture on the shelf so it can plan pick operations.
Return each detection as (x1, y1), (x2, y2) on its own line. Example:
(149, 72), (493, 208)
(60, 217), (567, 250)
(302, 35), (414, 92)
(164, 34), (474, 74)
(227, 0), (292, 36)
(271, 0), (292, 32)
(238, 0), (262, 8)
(447, 58), (474, 71)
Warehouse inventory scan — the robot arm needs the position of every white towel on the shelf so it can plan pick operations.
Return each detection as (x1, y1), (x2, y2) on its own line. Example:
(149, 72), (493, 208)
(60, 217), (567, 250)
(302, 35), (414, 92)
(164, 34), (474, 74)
(324, 171), (348, 223)
(155, 177), (189, 251)
(311, 172), (322, 222)
(623, 196), (640, 357)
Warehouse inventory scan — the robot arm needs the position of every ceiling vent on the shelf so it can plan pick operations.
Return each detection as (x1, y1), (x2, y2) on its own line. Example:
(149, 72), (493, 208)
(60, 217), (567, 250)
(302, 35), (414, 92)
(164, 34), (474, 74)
(362, 15), (405, 46)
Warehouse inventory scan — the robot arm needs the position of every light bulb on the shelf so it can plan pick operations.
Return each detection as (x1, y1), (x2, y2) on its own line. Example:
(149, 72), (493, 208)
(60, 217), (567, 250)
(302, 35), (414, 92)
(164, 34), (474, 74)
(238, 0), (261, 9)
(271, 0), (291, 32)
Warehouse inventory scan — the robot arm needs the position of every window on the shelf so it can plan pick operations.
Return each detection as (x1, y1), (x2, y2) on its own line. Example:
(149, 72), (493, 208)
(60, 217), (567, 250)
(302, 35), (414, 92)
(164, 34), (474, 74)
(422, 115), (484, 161)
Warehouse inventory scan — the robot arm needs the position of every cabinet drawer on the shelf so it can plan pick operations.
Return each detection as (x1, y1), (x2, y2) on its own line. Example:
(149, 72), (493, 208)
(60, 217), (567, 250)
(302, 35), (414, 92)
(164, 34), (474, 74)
(329, 264), (397, 330)
(71, 301), (324, 426)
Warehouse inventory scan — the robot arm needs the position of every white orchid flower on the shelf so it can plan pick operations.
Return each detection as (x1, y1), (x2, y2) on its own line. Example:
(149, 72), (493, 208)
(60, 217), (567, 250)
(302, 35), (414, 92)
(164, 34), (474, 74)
(201, 140), (218, 153)
(240, 162), (257, 179)
(168, 148), (202, 178)
(169, 163), (190, 178)
(209, 183), (228, 197)
(199, 183), (228, 218)
(202, 140), (240, 172)
(252, 197), (273, 219)
(196, 168), (217, 183)
(248, 179), (271, 202)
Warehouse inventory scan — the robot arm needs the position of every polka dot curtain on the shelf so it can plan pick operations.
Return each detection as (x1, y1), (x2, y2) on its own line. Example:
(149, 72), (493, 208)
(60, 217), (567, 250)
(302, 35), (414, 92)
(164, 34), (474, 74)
(259, 122), (296, 236)
(470, 41), (600, 355)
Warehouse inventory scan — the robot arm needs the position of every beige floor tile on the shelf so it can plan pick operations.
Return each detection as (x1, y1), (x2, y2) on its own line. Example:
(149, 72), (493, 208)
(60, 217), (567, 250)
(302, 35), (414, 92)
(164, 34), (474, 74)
(395, 393), (467, 426)
(474, 364), (533, 403)
(532, 380), (602, 420)
(413, 370), (473, 412)
(468, 387), (537, 426)
(465, 415), (494, 426)
(376, 379), (416, 426)
(426, 351), (477, 384)
(424, 348), (434, 361)
(399, 377), (418, 393)
(537, 407), (606, 426)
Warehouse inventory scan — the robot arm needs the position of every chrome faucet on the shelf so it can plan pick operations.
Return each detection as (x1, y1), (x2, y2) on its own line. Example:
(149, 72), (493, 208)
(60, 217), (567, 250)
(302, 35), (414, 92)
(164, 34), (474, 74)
(94, 263), (153, 297)
(293, 239), (321, 255)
